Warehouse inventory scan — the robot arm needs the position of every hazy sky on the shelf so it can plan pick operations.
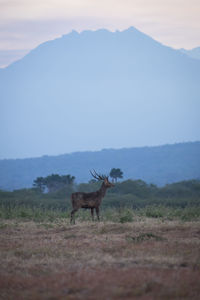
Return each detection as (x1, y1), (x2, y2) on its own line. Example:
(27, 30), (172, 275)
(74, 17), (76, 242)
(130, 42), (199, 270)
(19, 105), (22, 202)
(0, 0), (200, 67)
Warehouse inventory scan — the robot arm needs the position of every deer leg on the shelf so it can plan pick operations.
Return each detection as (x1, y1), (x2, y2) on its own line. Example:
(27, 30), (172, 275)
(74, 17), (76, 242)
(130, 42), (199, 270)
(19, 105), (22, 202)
(70, 209), (78, 225)
(95, 207), (100, 221)
(91, 208), (94, 221)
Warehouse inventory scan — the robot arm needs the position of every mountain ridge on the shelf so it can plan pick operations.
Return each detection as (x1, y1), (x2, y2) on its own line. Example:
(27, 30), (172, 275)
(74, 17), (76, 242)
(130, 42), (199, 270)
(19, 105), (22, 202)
(0, 142), (200, 191)
(180, 47), (200, 60)
(1, 28), (200, 70)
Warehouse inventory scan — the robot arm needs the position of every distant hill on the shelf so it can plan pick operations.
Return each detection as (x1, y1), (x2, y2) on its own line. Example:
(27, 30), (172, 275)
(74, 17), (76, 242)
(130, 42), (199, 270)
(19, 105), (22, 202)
(180, 47), (200, 60)
(1, 27), (200, 159)
(0, 142), (199, 190)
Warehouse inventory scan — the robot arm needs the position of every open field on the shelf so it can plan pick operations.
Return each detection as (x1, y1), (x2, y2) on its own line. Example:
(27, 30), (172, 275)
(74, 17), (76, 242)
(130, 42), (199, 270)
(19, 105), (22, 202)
(0, 217), (200, 299)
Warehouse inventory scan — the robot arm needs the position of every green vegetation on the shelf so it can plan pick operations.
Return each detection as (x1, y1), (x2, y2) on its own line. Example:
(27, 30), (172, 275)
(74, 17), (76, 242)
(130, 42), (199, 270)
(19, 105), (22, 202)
(0, 178), (200, 222)
(109, 168), (123, 182)
(0, 205), (200, 223)
(33, 174), (75, 193)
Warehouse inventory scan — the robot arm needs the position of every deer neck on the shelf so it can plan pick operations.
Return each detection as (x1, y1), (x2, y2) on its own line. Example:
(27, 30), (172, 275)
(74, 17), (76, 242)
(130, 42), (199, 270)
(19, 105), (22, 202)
(99, 182), (107, 198)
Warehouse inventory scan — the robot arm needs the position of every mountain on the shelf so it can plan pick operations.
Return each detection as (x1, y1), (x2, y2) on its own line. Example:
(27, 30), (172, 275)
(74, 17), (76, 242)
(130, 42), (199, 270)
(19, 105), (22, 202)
(0, 142), (200, 190)
(1, 27), (200, 159)
(180, 47), (200, 60)
(0, 49), (30, 68)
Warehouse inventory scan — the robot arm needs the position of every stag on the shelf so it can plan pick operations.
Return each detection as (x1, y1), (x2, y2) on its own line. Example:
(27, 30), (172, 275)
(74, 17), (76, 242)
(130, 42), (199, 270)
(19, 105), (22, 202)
(70, 170), (114, 224)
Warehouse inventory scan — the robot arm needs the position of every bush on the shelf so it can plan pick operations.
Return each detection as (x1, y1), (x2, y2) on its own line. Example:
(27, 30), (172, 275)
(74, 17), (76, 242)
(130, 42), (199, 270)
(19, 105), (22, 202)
(143, 206), (165, 218)
(119, 209), (133, 223)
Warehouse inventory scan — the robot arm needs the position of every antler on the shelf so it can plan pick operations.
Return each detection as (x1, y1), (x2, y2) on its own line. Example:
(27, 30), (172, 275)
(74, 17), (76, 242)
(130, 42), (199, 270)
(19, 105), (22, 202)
(90, 170), (107, 181)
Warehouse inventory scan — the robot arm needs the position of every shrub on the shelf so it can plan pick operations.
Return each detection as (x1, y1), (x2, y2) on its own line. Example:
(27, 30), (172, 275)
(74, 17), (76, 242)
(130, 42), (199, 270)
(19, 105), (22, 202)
(119, 209), (133, 223)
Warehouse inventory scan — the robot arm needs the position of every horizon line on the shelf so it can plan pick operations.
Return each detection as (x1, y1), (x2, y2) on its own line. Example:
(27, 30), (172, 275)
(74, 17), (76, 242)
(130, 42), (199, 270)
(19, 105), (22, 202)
(1, 141), (199, 161)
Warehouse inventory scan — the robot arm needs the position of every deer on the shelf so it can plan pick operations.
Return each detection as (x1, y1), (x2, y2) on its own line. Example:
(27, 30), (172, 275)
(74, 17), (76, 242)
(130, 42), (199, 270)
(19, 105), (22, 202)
(70, 170), (114, 224)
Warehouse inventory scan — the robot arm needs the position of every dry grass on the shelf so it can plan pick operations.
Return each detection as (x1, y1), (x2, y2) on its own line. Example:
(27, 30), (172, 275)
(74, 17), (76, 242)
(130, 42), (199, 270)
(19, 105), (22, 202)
(0, 218), (200, 299)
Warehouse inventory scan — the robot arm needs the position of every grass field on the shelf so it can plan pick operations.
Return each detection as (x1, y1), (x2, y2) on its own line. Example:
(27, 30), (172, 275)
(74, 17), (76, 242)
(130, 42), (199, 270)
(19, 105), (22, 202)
(0, 213), (200, 299)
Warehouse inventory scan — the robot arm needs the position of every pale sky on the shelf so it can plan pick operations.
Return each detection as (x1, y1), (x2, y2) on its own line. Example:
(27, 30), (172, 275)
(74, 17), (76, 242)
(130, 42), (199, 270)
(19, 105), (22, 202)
(0, 0), (200, 67)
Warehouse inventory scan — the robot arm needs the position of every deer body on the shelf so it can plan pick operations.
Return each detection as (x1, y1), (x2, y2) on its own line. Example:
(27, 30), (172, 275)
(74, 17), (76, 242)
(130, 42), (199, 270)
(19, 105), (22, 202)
(70, 171), (113, 224)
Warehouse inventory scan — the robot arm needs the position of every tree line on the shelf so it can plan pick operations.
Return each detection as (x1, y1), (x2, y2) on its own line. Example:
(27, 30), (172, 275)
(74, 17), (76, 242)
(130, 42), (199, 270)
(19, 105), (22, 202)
(0, 167), (200, 211)
(33, 168), (124, 193)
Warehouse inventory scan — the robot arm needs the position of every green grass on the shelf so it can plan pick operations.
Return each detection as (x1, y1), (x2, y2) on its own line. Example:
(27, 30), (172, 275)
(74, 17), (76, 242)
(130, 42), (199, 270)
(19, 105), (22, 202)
(0, 205), (200, 222)
(137, 205), (200, 221)
(0, 205), (70, 222)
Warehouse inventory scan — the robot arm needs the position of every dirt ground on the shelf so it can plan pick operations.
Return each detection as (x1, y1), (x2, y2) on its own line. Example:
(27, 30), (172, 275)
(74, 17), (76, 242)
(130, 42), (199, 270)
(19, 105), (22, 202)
(0, 218), (200, 299)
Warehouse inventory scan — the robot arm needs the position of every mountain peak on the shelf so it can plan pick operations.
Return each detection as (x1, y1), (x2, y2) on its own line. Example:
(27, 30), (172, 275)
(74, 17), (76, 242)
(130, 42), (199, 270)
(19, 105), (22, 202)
(1, 26), (200, 160)
(80, 28), (110, 37)
(123, 26), (141, 33)
(62, 30), (79, 38)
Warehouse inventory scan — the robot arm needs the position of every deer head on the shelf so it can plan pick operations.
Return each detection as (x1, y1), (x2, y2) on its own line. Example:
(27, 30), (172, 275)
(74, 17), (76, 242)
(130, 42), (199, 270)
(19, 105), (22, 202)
(90, 170), (114, 188)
